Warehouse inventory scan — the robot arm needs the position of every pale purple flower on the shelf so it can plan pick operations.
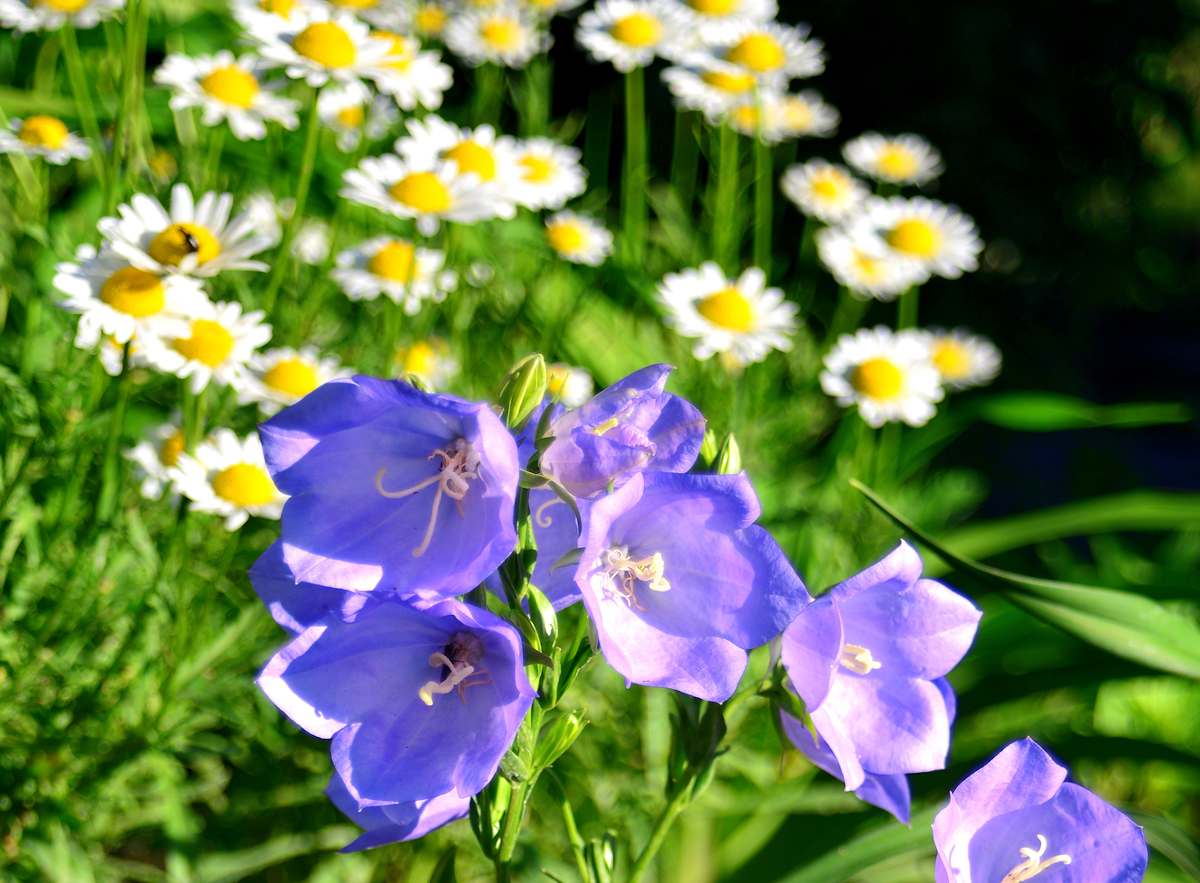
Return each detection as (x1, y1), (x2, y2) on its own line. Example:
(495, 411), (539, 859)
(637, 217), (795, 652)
(326, 774), (470, 852)
(575, 471), (809, 702)
(249, 540), (371, 634)
(780, 541), (981, 822)
(540, 364), (706, 499)
(933, 738), (1148, 882)
(259, 375), (519, 598)
(258, 595), (535, 809)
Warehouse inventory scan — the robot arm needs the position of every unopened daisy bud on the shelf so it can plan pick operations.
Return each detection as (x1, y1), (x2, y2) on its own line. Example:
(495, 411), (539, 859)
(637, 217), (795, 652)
(498, 353), (547, 431)
(714, 433), (741, 475)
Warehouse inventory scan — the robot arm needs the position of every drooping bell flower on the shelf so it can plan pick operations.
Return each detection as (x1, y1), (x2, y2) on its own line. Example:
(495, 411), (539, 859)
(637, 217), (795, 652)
(326, 774), (470, 852)
(932, 738), (1147, 882)
(540, 364), (706, 499)
(259, 375), (519, 598)
(574, 471), (809, 702)
(779, 541), (981, 823)
(258, 595), (535, 809)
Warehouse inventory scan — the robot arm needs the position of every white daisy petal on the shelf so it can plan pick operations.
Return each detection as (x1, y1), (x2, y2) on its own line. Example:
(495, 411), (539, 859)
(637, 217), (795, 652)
(820, 326), (944, 427)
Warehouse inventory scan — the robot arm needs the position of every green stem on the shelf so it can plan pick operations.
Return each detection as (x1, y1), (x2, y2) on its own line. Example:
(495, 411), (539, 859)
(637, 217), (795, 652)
(896, 285), (919, 329)
(203, 125), (226, 191)
(560, 792), (591, 883)
(621, 67), (646, 265)
(752, 133), (772, 273)
(261, 88), (322, 315)
(474, 63), (504, 126)
(628, 784), (693, 883)
(96, 344), (133, 522)
(714, 124), (739, 273)
(669, 110), (698, 217)
(116, 0), (149, 200)
(826, 286), (868, 343)
(59, 24), (110, 203)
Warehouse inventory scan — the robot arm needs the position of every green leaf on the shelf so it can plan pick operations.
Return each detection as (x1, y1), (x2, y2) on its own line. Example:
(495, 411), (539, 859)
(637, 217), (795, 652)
(776, 807), (937, 883)
(852, 481), (1200, 680)
(970, 392), (1191, 432)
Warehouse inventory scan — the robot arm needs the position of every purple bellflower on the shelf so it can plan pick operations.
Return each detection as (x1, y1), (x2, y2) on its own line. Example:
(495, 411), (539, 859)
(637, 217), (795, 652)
(259, 376), (519, 598)
(540, 364), (706, 499)
(933, 738), (1148, 882)
(574, 471), (809, 702)
(257, 594), (536, 812)
(780, 541), (981, 823)
(249, 540), (371, 634)
(326, 774), (470, 852)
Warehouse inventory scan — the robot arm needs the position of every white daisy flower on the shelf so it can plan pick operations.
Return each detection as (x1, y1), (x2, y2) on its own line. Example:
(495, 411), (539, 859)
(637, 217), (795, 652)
(547, 363), (593, 407)
(657, 262), (798, 365)
(843, 132), (942, 186)
(126, 420), (187, 500)
(361, 29), (454, 109)
(139, 298), (272, 393)
(523, 0), (586, 18)
(318, 81), (400, 152)
(405, 0), (451, 39)
(241, 190), (289, 244)
(852, 196), (983, 279)
(0, 115), (91, 165)
(54, 244), (208, 347)
(332, 235), (456, 312)
(576, 0), (686, 72)
(661, 61), (759, 120)
(248, 9), (399, 88)
(820, 326), (944, 427)
(669, 0), (774, 25)
(695, 19), (824, 84)
(915, 328), (1001, 390)
(395, 115), (520, 198)
(153, 52), (299, 142)
(98, 183), (277, 278)
(320, 0), (405, 27)
(95, 333), (148, 376)
(780, 160), (868, 224)
(545, 211), (612, 265)
(509, 138), (586, 210)
(232, 0), (319, 33)
(444, 4), (549, 68)
(815, 226), (926, 301)
(728, 90), (839, 143)
(395, 337), (457, 388)
(242, 346), (346, 414)
(341, 153), (513, 234)
(170, 429), (286, 530)
(291, 219), (331, 264)
(0, 0), (123, 31)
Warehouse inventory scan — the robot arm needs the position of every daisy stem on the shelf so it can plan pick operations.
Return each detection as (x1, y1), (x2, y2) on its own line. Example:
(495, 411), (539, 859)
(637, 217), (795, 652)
(518, 56), (550, 136)
(826, 286), (867, 342)
(714, 123), (739, 273)
(669, 110), (698, 215)
(59, 24), (110, 205)
(116, 0), (150, 200)
(752, 134), (772, 274)
(203, 126), (227, 191)
(474, 63), (504, 127)
(261, 88), (322, 316)
(96, 343), (133, 523)
(621, 66), (647, 265)
(896, 285), (919, 329)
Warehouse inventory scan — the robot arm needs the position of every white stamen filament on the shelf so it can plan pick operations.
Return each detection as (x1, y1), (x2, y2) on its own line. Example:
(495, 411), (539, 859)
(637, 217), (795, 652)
(1000, 834), (1072, 883)
(533, 495), (565, 528)
(374, 438), (481, 557)
(839, 643), (882, 675)
(602, 546), (670, 610)
(418, 651), (475, 706)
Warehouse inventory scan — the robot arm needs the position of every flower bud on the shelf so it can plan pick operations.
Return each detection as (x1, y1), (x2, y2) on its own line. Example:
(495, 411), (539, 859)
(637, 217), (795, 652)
(498, 353), (547, 432)
(714, 433), (742, 474)
(533, 710), (587, 771)
(699, 428), (719, 468)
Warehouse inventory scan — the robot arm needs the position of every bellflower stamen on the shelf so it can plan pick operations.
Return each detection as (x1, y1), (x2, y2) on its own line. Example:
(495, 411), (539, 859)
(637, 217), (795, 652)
(589, 416), (620, 436)
(601, 545), (670, 610)
(374, 438), (482, 557)
(418, 631), (488, 707)
(838, 642), (882, 675)
(533, 495), (565, 528)
(1000, 834), (1072, 882)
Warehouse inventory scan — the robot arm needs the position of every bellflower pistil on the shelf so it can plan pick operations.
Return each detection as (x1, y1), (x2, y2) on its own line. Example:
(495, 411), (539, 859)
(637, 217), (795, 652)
(375, 438), (481, 557)
(418, 631), (489, 705)
(838, 643), (881, 674)
(602, 545), (670, 609)
(1000, 835), (1071, 882)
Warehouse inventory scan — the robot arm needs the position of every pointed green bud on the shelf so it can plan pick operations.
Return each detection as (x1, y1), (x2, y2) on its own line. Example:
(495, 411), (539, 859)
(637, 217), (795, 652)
(699, 428), (719, 468)
(714, 433), (741, 475)
(526, 583), (558, 649)
(533, 710), (587, 771)
(498, 353), (547, 431)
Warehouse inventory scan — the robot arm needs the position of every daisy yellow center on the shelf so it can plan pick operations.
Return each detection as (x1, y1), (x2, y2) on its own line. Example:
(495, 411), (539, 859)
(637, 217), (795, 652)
(148, 223), (222, 266)
(369, 240), (417, 282)
(852, 252), (883, 282)
(700, 69), (755, 93)
(528, 0), (558, 9)
(610, 12), (662, 47)
(336, 104), (365, 128)
(731, 105), (759, 129)
(19, 115), (70, 149)
(389, 172), (453, 213)
(264, 357), (320, 397)
(932, 340), (971, 380)
(399, 341), (438, 376)
(876, 145), (919, 179)
(293, 22), (357, 69)
(547, 220), (587, 254)
(100, 267), (166, 317)
(159, 430), (185, 467)
(443, 140), (497, 181)
(726, 33), (785, 73)
(414, 4), (448, 34)
(519, 154), (555, 182)
(330, 0), (378, 7)
(37, 0), (90, 11)
(173, 319), (234, 367)
(852, 357), (904, 401)
(481, 17), (522, 50)
(374, 31), (414, 71)
(212, 463), (277, 507)
(696, 286), (755, 332)
(259, 0), (296, 14)
(782, 98), (813, 130)
(546, 365), (570, 396)
(887, 218), (942, 258)
(687, 0), (737, 13)
(200, 65), (259, 109)
(811, 170), (848, 202)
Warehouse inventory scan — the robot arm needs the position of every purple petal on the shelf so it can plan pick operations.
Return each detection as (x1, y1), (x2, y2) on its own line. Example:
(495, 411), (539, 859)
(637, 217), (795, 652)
(249, 541), (372, 634)
(780, 596), (842, 711)
(327, 775), (469, 851)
